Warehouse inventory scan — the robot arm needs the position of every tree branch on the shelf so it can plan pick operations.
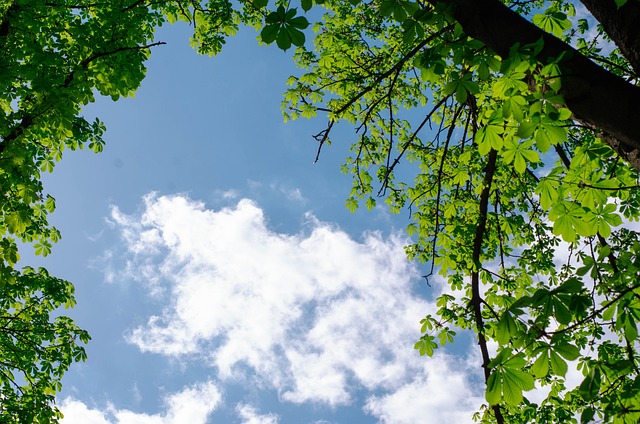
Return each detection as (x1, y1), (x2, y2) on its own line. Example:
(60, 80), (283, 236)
(470, 148), (504, 423)
(427, 0), (640, 171)
(332, 25), (454, 119)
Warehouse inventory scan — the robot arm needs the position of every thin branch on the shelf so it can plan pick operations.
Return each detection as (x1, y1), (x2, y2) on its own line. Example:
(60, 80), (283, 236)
(332, 24), (455, 119)
(382, 69), (402, 195)
(382, 95), (450, 194)
(78, 41), (166, 70)
(548, 280), (640, 337)
(470, 148), (504, 424)
(313, 120), (334, 163)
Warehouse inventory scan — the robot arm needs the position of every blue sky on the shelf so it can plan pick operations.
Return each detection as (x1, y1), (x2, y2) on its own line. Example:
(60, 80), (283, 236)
(29, 20), (493, 424)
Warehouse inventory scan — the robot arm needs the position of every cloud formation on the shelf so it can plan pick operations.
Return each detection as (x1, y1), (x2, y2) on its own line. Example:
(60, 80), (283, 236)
(61, 381), (221, 424)
(105, 194), (483, 422)
(236, 404), (279, 424)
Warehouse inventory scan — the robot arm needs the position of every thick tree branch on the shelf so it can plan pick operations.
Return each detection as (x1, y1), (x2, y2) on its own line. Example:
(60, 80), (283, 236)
(427, 0), (640, 171)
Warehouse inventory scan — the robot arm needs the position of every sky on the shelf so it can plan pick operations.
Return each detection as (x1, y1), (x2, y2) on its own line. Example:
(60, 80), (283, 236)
(29, 20), (493, 424)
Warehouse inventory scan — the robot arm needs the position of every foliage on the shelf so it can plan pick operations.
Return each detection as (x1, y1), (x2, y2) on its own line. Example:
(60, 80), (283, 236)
(269, 0), (640, 422)
(0, 0), (152, 418)
(0, 0), (245, 419)
(0, 267), (89, 422)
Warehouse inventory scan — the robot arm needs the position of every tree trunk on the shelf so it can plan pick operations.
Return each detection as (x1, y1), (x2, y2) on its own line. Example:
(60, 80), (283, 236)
(427, 0), (640, 171)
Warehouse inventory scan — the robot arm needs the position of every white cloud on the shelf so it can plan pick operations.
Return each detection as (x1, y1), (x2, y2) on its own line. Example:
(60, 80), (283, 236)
(364, 355), (483, 424)
(60, 399), (111, 424)
(108, 193), (483, 422)
(245, 180), (305, 203)
(269, 183), (305, 202)
(60, 381), (221, 424)
(217, 189), (240, 199)
(236, 404), (279, 424)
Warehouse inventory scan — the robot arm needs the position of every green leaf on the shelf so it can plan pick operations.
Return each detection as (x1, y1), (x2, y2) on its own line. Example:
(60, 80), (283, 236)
(555, 278), (583, 294)
(502, 95), (527, 121)
(602, 302), (616, 321)
(549, 350), (568, 376)
(475, 119), (504, 155)
(288, 27), (306, 47)
(553, 299), (573, 325)
(365, 196), (376, 210)
(579, 368), (601, 401)
(486, 352), (534, 406)
(535, 122), (566, 152)
(536, 178), (558, 210)
(45, 195), (56, 213)
(261, 8), (307, 50)
(265, 8), (282, 23)
(261, 24), (280, 43)
(346, 197), (358, 212)
(558, 108), (572, 120)
(455, 83), (468, 103)
(496, 311), (518, 345)
(438, 328), (456, 345)
(380, 0), (405, 18)
(581, 407), (595, 424)
(289, 16), (309, 30)
(531, 351), (549, 378)
(516, 120), (537, 139)
(34, 241), (52, 257)
(502, 367), (532, 406)
(285, 7), (297, 19)
(486, 370), (502, 405)
(624, 313), (638, 340)
(532, 10), (572, 37)
(549, 201), (595, 242)
(493, 72), (528, 98)
(420, 315), (435, 333)
(6, 212), (28, 235)
(414, 335), (438, 356)
(489, 348), (513, 369)
(276, 28), (292, 50)
(503, 139), (539, 174)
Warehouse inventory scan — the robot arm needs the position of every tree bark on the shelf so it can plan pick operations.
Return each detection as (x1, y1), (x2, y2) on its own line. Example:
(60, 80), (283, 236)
(427, 0), (640, 171)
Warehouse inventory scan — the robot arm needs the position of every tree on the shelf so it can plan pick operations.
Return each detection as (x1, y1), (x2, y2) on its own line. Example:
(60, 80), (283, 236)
(0, 0), (245, 420)
(270, 0), (640, 422)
